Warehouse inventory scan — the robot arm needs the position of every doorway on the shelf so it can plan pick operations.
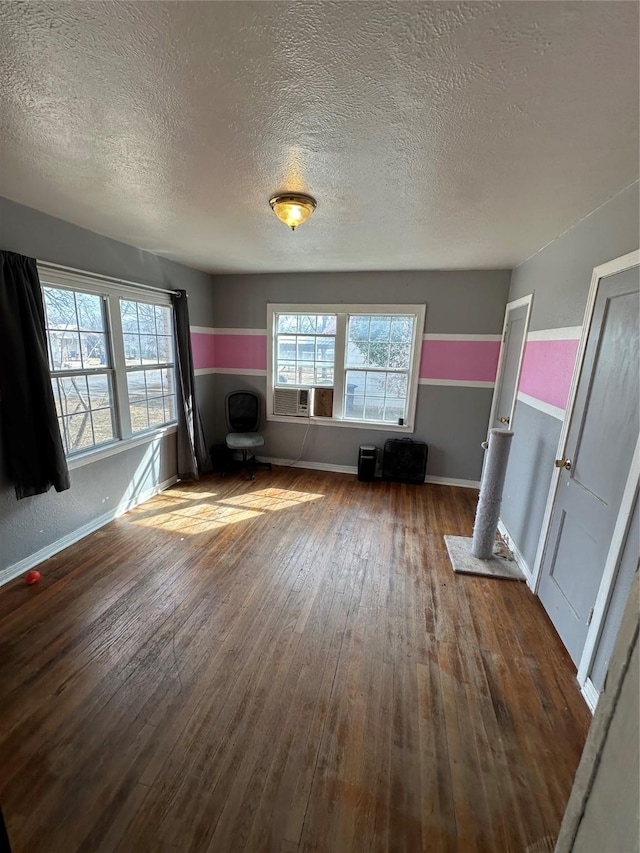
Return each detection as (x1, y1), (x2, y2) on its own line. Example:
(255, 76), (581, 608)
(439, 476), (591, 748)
(487, 294), (532, 434)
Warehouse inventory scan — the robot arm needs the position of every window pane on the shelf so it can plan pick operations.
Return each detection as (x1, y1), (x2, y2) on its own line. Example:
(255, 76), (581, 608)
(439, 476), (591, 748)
(390, 316), (413, 342)
(364, 400), (385, 420)
(370, 316), (392, 341)
(317, 315), (336, 335)
(58, 376), (89, 416)
(297, 365), (316, 385)
(298, 315), (317, 334)
(147, 397), (166, 428)
(91, 408), (114, 444)
(346, 341), (367, 367)
(163, 368), (176, 397)
(388, 343), (411, 370)
(87, 374), (111, 409)
(127, 371), (147, 401)
(120, 300), (139, 333)
(277, 314), (299, 334)
(145, 369), (163, 396)
(384, 403), (405, 423)
(155, 305), (172, 336)
(315, 339), (335, 363)
(127, 368), (176, 435)
(349, 316), (370, 342)
(345, 371), (364, 395)
(140, 334), (159, 364)
(137, 302), (156, 336)
(129, 401), (149, 432)
(75, 292), (104, 332)
(365, 372), (386, 397)
(386, 373), (408, 399)
(296, 336), (315, 360)
(278, 337), (296, 360)
(367, 342), (391, 368)
(123, 334), (142, 365)
(65, 412), (94, 452)
(346, 395), (365, 419)
(274, 314), (337, 390)
(163, 395), (176, 422)
(43, 287), (76, 328)
(80, 332), (108, 368)
(276, 361), (296, 384)
(345, 369), (408, 422)
(314, 365), (334, 386)
(157, 335), (173, 363)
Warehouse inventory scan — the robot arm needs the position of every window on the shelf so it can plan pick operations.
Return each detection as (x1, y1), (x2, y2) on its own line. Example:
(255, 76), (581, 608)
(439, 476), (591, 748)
(268, 303), (425, 430)
(275, 313), (336, 387)
(120, 300), (176, 433)
(41, 267), (177, 459)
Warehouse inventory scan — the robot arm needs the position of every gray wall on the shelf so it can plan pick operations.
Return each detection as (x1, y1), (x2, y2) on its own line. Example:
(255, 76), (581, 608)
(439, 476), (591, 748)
(211, 270), (511, 481)
(501, 182), (640, 570)
(0, 197), (216, 574)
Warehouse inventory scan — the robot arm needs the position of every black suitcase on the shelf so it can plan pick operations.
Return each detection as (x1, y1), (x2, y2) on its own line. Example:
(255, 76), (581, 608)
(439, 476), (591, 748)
(382, 438), (428, 484)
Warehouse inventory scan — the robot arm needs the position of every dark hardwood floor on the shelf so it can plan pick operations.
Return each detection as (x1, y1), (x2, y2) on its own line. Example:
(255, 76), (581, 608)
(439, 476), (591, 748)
(0, 469), (591, 853)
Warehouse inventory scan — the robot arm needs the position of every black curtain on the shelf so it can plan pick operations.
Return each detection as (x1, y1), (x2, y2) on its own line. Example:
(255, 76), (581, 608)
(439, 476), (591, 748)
(0, 251), (70, 499)
(173, 290), (211, 479)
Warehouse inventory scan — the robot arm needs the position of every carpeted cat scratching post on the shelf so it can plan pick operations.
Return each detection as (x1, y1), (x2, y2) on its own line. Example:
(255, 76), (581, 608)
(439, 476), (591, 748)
(444, 428), (523, 580)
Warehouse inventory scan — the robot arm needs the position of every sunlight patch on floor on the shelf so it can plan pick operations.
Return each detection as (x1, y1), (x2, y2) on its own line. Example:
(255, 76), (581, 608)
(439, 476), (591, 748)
(130, 486), (325, 534)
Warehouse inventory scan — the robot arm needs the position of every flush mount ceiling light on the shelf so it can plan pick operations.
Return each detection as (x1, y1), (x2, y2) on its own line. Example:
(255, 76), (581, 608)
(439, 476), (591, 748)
(269, 192), (317, 230)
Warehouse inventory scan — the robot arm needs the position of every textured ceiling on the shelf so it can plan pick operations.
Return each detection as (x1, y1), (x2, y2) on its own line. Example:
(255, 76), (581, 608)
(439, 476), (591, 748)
(0, 1), (638, 273)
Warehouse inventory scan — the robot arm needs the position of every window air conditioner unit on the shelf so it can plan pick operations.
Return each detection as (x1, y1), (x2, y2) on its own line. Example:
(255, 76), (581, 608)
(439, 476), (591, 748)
(274, 387), (310, 417)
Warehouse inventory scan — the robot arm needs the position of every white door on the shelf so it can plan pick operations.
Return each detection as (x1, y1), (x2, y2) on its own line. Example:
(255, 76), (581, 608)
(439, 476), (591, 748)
(488, 296), (531, 432)
(538, 263), (639, 665)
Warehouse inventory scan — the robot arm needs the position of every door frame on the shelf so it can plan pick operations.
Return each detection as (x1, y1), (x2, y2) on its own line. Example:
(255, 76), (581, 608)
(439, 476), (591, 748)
(486, 293), (533, 435)
(530, 249), (639, 708)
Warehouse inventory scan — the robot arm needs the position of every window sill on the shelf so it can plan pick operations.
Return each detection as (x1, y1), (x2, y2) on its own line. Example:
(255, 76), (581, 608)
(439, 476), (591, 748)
(67, 424), (178, 471)
(266, 414), (414, 433)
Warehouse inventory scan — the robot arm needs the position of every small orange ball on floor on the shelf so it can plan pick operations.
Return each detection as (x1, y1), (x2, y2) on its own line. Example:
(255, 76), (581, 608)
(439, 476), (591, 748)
(25, 570), (40, 585)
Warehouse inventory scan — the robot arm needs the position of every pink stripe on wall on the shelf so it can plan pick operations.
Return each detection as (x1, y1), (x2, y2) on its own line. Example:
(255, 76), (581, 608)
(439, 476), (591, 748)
(191, 331), (267, 371)
(215, 334), (267, 370)
(519, 339), (579, 411)
(191, 332), (216, 371)
(419, 340), (501, 382)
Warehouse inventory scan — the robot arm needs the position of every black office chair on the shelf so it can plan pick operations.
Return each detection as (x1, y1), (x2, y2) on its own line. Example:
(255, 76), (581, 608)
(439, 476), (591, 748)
(225, 390), (272, 480)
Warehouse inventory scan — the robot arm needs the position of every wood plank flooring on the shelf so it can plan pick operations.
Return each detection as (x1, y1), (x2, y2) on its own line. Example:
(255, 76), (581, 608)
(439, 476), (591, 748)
(0, 469), (591, 852)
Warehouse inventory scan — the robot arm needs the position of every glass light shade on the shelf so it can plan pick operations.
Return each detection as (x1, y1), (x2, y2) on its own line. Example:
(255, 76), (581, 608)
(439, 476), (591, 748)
(269, 193), (316, 230)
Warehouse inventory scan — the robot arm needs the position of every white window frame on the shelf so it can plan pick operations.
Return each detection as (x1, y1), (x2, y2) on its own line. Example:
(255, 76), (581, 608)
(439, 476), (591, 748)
(38, 264), (178, 469)
(266, 303), (426, 433)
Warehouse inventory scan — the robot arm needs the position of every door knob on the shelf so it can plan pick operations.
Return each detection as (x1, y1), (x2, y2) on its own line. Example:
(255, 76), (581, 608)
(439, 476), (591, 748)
(499, 416), (510, 424)
(555, 457), (572, 470)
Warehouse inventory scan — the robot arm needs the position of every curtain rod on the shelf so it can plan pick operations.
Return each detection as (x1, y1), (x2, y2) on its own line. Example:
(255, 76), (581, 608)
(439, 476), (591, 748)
(36, 260), (182, 297)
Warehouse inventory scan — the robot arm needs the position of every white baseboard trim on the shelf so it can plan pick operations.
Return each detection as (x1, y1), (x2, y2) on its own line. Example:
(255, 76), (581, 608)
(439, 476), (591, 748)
(581, 677), (599, 714)
(497, 518), (534, 588)
(266, 458), (479, 488)
(266, 457), (358, 475)
(424, 475), (480, 489)
(0, 475), (178, 588)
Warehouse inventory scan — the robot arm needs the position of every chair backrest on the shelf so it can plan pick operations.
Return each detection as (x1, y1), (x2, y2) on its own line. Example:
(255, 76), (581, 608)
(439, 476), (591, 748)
(225, 390), (261, 433)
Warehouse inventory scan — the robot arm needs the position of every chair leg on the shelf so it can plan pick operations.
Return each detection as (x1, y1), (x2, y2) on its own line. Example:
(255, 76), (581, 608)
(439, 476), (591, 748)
(241, 449), (255, 480)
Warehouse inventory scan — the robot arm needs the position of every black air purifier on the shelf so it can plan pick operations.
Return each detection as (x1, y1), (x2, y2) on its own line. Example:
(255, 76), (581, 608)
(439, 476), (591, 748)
(357, 445), (377, 481)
